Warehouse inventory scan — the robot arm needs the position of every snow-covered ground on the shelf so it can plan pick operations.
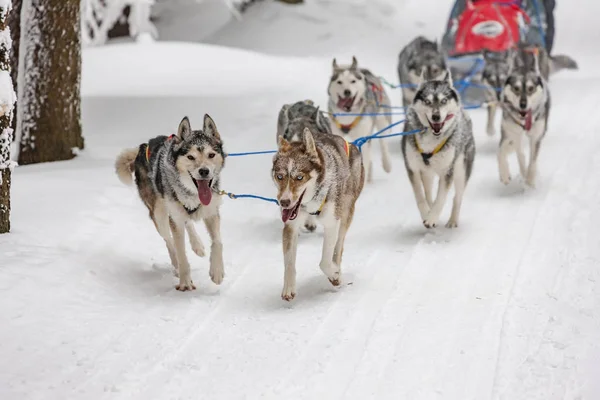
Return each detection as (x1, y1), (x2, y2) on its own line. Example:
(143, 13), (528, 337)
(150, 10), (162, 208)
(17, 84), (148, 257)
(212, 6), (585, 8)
(1, 1), (599, 399)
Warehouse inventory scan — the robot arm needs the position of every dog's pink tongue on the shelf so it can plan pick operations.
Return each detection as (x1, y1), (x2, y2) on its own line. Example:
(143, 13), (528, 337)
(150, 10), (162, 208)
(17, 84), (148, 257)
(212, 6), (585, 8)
(337, 97), (353, 110)
(281, 208), (291, 223)
(525, 110), (533, 131)
(197, 180), (212, 206)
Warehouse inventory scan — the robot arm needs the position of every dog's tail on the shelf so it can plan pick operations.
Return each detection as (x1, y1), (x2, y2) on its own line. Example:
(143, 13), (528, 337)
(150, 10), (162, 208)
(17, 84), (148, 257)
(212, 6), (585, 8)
(115, 148), (138, 186)
(550, 54), (578, 75)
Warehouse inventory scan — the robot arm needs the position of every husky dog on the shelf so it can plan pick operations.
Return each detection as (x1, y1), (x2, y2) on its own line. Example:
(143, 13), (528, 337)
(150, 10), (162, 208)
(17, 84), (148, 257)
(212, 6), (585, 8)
(498, 49), (550, 188)
(277, 99), (332, 233)
(481, 49), (513, 137)
(402, 72), (475, 229)
(397, 36), (447, 107)
(327, 56), (392, 183)
(115, 115), (226, 291)
(272, 127), (364, 301)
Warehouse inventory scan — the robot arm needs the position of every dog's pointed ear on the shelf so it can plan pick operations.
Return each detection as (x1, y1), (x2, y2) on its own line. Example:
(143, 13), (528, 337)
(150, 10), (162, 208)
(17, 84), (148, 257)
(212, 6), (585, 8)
(203, 114), (220, 140)
(531, 48), (541, 75)
(304, 99), (314, 105)
(433, 38), (439, 51)
(177, 116), (192, 140)
(443, 69), (454, 87)
(302, 127), (318, 157)
(332, 58), (339, 71)
(351, 56), (358, 70)
(416, 67), (427, 88)
(277, 104), (291, 138)
(277, 135), (291, 153)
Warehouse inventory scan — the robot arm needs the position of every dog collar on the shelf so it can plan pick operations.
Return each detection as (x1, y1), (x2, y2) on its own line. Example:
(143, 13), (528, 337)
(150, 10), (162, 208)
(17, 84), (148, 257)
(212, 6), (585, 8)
(333, 115), (362, 134)
(145, 134), (176, 162)
(415, 134), (451, 165)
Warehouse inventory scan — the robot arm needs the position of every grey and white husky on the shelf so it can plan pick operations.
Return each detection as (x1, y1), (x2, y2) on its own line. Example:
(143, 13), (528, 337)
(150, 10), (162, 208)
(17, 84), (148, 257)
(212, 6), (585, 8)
(397, 36), (447, 107)
(115, 115), (226, 291)
(481, 49), (513, 137)
(498, 49), (550, 188)
(402, 72), (476, 229)
(327, 56), (392, 183)
(272, 127), (364, 301)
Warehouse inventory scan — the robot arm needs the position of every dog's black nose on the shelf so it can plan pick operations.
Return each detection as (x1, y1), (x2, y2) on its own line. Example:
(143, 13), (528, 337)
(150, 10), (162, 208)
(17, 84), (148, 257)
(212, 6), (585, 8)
(279, 199), (291, 208)
(343, 89), (351, 97)
(431, 114), (441, 122)
(519, 99), (527, 109)
(199, 168), (210, 178)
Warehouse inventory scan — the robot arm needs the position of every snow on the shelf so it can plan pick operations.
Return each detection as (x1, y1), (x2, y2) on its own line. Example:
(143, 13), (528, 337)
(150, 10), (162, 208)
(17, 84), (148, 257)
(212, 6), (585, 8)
(2, 0), (600, 399)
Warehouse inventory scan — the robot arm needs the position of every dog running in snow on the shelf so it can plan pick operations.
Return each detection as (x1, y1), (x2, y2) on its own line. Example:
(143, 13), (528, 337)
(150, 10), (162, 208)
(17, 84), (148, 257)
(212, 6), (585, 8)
(272, 127), (364, 301)
(327, 56), (392, 183)
(498, 47), (550, 188)
(115, 115), (225, 291)
(402, 71), (476, 229)
(397, 36), (447, 107)
(277, 99), (333, 233)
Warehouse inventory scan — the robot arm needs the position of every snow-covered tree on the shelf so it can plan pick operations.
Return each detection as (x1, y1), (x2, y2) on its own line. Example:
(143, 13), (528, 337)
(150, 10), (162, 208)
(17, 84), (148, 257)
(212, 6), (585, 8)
(16, 0), (84, 165)
(0, 0), (16, 233)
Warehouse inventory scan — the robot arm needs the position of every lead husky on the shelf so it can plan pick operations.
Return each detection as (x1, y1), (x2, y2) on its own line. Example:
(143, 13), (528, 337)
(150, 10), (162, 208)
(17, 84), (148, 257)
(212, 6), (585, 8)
(115, 115), (225, 291)
(327, 56), (392, 183)
(498, 48), (550, 188)
(272, 127), (364, 301)
(397, 36), (447, 107)
(402, 72), (475, 229)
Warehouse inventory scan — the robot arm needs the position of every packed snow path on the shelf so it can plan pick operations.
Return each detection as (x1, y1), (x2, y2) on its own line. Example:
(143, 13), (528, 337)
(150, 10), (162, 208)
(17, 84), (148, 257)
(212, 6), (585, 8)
(2, 1), (600, 399)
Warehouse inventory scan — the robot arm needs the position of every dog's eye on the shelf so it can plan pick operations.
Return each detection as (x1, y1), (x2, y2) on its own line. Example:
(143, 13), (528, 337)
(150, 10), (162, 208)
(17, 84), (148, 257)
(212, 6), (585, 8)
(527, 86), (535, 94)
(351, 80), (356, 84)
(513, 86), (521, 94)
(296, 175), (304, 181)
(357, 75), (363, 80)
(441, 98), (448, 105)
(424, 99), (432, 106)
(337, 80), (342, 85)
(208, 153), (216, 159)
(187, 155), (195, 161)
(276, 174), (284, 180)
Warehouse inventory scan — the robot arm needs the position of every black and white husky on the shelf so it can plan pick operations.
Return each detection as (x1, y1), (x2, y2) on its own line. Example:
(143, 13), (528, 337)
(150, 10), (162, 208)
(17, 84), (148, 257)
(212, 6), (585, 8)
(327, 56), (392, 183)
(498, 48), (550, 188)
(115, 115), (226, 291)
(402, 72), (476, 229)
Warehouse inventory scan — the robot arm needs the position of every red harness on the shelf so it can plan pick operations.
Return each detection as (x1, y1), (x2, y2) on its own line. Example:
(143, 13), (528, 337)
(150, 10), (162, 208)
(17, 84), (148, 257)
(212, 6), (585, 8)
(145, 134), (175, 162)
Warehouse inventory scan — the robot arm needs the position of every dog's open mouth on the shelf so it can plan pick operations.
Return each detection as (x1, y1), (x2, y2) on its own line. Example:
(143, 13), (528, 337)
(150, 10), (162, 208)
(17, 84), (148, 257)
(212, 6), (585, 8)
(337, 95), (356, 112)
(193, 178), (213, 206)
(428, 114), (454, 135)
(519, 109), (533, 130)
(281, 191), (305, 223)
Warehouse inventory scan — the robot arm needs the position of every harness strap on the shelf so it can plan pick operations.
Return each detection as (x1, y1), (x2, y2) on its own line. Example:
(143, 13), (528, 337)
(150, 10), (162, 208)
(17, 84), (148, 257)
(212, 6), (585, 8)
(333, 115), (362, 134)
(415, 135), (451, 165)
(145, 134), (176, 162)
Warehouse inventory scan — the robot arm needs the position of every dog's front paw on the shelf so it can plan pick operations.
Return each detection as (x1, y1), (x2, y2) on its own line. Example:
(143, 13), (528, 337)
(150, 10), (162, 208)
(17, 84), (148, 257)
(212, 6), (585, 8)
(500, 171), (511, 185)
(525, 177), (536, 188)
(209, 264), (224, 285)
(303, 222), (317, 232)
(176, 275), (196, 291)
(486, 126), (496, 137)
(281, 284), (296, 301)
(423, 218), (437, 229)
(190, 238), (206, 258)
(445, 219), (458, 229)
(321, 262), (341, 286)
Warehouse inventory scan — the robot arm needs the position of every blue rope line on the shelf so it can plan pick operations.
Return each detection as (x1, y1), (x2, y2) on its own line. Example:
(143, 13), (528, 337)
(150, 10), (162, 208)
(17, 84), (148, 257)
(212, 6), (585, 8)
(226, 149), (277, 157)
(332, 112), (405, 117)
(352, 127), (423, 149)
(219, 191), (279, 204)
(457, 58), (485, 95)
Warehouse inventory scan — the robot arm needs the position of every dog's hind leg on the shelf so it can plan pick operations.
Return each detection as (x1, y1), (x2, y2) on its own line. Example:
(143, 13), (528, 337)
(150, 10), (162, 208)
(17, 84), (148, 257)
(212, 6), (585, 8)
(420, 170), (434, 207)
(498, 134), (512, 185)
(515, 135), (528, 179)
(375, 115), (393, 173)
(151, 201), (178, 272)
(486, 103), (497, 136)
(320, 214), (341, 286)
(281, 224), (299, 301)
(185, 221), (206, 257)
(407, 168), (430, 221)
(332, 202), (356, 285)
(526, 137), (542, 188)
(446, 159), (467, 228)
(170, 218), (196, 291)
(423, 171), (453, 229)
(203, 213), (225, 285)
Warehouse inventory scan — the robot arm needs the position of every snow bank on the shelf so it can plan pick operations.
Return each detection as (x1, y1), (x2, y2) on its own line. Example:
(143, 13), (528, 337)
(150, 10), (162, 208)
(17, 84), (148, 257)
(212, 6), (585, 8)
(82, 41), (324, 97)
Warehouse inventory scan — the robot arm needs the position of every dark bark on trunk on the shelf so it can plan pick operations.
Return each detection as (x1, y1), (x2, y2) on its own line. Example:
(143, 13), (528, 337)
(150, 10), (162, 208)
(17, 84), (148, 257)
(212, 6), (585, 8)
(0, 4), (13, 234)
(18, 0), (84, 165)
(0, 168), (10, 234)
(8, 0), (21, 141)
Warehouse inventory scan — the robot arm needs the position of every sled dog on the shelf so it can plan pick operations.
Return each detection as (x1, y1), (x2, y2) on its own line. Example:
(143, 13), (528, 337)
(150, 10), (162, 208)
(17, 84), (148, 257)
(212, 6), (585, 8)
(498, 48), (550, 188)
(327, 56), (392, 183)
(397, 36), (447, 107)
(115, 115), (225, 291)
(402, 72), (476, 228)
(272, 127), (364, 300)
(277, 99), (333, 232)
(481, 49), (513, 137)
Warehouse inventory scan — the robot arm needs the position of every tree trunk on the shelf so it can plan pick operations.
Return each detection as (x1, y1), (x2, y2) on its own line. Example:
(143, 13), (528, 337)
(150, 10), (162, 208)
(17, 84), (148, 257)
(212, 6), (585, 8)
(17, 0), (84, 165)
(1, 2), (15, 234)
(8, 0), (20, 143)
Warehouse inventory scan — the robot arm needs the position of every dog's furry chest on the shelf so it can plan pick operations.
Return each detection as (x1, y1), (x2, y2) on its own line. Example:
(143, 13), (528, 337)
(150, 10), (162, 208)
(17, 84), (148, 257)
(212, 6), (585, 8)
(329, 114), (374, 140)
(405, 137), (456, 173)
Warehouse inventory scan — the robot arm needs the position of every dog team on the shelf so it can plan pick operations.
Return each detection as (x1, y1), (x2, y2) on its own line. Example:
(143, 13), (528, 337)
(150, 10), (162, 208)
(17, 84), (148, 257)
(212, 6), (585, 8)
(115, 36), (569, 301)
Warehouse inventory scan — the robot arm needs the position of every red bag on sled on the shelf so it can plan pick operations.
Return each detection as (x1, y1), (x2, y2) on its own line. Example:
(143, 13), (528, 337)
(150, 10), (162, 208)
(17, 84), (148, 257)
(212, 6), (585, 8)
(452, 0), (530, 55)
